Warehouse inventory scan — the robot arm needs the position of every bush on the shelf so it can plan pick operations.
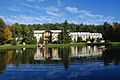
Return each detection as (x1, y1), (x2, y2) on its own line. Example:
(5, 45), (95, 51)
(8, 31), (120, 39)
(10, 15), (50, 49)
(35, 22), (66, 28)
(25, 37), (37, 44)
(77, 37), (82, 43)
(11, 39), (17, 45)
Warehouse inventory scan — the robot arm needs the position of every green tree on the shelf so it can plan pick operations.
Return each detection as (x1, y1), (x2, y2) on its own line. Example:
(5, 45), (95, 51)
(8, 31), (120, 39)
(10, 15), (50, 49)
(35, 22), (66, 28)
(62, 20), (71, 43)
(77, 37), (82, 43)
(0, 18), (6, 28)
(39, 37), (43, 44)
(11, 23), (22, 38)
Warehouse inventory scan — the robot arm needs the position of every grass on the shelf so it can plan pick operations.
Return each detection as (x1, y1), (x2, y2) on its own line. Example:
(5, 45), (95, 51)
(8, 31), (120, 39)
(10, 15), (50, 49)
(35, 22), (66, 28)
(0, 43), (86, 49)
(1, 42), (120, 49)
(45, 43), (86, 48)
(87, 42), (110, 46)
(108, 42), (120, 46)
(0, 44), (37, 49)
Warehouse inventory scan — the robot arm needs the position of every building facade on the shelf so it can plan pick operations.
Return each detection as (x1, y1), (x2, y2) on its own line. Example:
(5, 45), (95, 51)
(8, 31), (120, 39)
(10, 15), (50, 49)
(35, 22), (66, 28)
(34, 30), (102, 43)
(34, 30), (61, 44)
(70, 32), (102, 42)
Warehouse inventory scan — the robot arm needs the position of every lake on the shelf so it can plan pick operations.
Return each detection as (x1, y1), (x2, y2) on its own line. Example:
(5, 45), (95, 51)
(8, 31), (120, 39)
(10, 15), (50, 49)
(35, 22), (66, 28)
(0, 45), (120, 80)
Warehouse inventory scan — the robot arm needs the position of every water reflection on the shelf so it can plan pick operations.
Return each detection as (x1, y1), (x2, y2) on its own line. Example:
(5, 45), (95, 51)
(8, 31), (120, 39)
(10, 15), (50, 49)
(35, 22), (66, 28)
(0, 49), (13, 74)
(101, 47), (120, 66)
(1, 46), (119, 70)
(34, 48), (61, 61)
(34, 46), (104, 62)
(70, 46), (103, 58)
(0, 46), (120, 80)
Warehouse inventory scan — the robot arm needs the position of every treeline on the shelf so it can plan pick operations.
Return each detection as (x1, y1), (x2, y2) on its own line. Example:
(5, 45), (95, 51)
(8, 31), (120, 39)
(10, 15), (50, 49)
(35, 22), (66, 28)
(103, 22), (120, 41)
(0, 18), (37, 45)
(0, 18), (120, 45)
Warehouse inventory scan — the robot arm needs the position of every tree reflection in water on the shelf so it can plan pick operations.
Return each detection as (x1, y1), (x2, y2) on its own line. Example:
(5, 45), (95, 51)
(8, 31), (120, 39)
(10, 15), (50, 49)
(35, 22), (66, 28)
(101, 46), (120, 66)
(0, 49), (13, 74)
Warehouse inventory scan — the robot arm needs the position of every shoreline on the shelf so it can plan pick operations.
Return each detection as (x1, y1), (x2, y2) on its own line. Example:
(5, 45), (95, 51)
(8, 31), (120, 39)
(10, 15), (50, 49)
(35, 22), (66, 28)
(0, 43), (86, 49)
(0, 42), (120, 49)
(45, 43), (86, 48)
(0, 44), (37, 49)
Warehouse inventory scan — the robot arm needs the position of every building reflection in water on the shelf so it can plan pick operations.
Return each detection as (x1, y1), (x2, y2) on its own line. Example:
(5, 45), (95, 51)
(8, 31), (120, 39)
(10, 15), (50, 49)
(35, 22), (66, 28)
(1, 46), (120, 75)
(70, 46), (104, 58)
(34, 46), (105, 62)
(34, 47), (61, 61)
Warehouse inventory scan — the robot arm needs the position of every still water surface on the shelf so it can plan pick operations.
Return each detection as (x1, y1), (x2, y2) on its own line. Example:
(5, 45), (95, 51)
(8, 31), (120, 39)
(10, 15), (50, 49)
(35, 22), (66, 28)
(0, 46), (120, 80)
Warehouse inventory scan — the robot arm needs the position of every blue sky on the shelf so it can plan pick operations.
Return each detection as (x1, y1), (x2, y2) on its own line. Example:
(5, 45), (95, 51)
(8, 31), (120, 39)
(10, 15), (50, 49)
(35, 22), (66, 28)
(0, 0), (120, 25)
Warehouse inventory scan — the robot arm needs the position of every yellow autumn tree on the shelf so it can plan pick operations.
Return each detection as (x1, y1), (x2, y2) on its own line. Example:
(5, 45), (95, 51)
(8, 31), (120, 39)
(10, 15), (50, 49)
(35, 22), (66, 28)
(3, 27), (13, 43)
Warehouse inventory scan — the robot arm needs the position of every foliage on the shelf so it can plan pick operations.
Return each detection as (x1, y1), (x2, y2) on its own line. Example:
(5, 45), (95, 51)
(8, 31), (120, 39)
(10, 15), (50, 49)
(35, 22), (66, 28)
(59, 20), (72, 43)
(77, 37), (82, 43)
(12, 39), (17, 45)
(103, 22), (120, 41)
(0, 18), (6, 28)
(25, 36), (37, 44)
(39, 37), (43, 44)
(11, 23), (22, 38)
(3, 27), (13, 43)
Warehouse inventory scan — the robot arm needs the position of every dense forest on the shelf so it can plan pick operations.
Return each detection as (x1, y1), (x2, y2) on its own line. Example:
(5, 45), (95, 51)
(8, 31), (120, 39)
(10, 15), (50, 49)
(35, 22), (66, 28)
(0, 18), (120, 45)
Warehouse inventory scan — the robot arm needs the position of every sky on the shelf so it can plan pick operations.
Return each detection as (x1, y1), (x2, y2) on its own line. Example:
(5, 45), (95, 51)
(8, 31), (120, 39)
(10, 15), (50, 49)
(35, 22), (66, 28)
(0, 0), (120, 25)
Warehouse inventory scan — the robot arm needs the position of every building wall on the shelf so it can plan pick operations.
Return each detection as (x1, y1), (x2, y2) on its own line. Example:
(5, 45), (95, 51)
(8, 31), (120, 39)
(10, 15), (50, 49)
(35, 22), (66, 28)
(34, 33), (43, 43)
(34, 30), (103, 43)
(34, 30), (61, 43)
(52, 33), (59, 42)
(70, 32), (102, 42)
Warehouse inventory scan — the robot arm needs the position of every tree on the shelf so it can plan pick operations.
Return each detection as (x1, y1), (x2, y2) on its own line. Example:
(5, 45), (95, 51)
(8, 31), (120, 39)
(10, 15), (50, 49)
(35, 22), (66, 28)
(11, 23), (22, 38)
(25, 36), (37, 44)
(3, 27), (13, 43)
(77, 37), (82, 43)
(0, 18), (6, 28)
(0, 18), (6, 44)
(0, 19), (13, 44)
(103, 22), (112, 40)
(62, 20), (72, 43)
(0, 32), (4, 45)
(39, 37), (43, 44)
(58, 32), (63, 43)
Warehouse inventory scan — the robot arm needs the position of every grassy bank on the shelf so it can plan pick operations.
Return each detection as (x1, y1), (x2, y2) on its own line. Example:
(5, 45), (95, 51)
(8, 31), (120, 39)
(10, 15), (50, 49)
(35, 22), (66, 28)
(45, 43), (86, 48)
(0, 44), (37, 49)
(0, 43), (86, 49)
(109, 42), (120, 46)
(1, 42), (120, 49)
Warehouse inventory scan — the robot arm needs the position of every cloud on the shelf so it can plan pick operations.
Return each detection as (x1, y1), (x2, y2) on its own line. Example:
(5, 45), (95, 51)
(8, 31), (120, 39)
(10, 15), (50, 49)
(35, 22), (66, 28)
(45, 6), (63, 16)
(7, 8), (17, 11)
(0, 0), (116, 25)
(0, 15), (40, 24)
(21, 2), (33, 8)
(6, 7), (22, 12)
(0, 15), (65, 25)
(65, 6), (79, 13)
(65, 6), (115, 24)
(78, 10), (115, 24)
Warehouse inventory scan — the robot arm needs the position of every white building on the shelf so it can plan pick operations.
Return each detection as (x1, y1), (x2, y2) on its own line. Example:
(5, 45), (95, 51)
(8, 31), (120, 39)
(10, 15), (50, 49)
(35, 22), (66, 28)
(70, 32), (102, 42)
(34, 30), (61, 43)
(34, 30), (102, 43)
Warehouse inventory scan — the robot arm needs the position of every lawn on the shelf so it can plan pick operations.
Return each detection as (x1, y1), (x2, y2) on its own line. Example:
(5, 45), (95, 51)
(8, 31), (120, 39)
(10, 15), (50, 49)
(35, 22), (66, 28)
(0, 43), (86, 49)
(45, 43), (86, 48)
(0, 44), (37, 49)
